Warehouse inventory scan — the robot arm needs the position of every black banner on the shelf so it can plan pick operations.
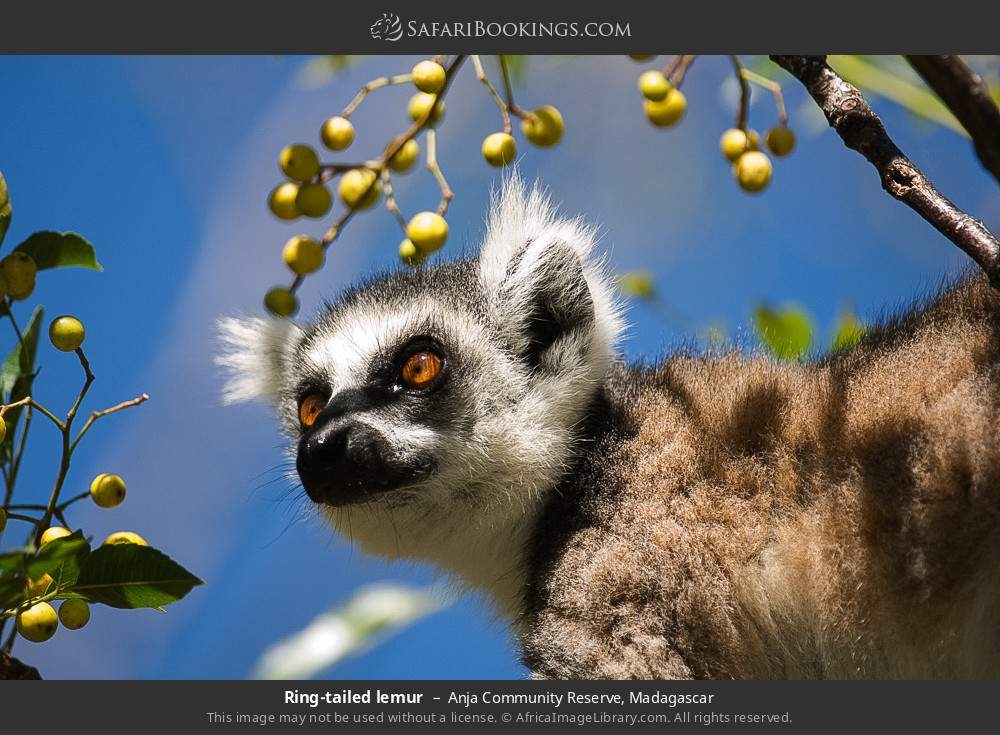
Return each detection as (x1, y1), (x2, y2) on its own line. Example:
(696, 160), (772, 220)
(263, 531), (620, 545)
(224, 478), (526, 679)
(0, 680), (996, 733)
(0, 1), (999, 53)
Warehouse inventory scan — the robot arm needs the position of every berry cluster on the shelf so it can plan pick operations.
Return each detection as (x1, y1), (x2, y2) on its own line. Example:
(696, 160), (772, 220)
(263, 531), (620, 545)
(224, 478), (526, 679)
(631, 55), (797, 194)
(263, 55), (565, 317)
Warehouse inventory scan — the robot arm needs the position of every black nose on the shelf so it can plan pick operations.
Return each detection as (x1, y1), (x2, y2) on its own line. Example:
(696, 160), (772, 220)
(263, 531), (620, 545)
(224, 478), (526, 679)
(297, 419), (390, 504)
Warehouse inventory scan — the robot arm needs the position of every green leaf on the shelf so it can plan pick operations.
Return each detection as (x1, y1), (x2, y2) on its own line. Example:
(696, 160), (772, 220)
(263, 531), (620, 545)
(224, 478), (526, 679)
(14, 230), (102, 271)
(24, 531), (90, 580)
(0, 305), (44, 448)
(754, 304), (814, 361)
(0, 170), (11, 246)
(831, 309), (866, 353)
(73, 544), (203, 609)
(0, 546), (32, 573)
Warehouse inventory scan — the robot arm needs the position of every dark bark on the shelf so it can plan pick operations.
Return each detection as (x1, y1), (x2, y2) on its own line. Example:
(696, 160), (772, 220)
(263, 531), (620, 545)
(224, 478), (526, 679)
(771, 55), (1000, 289)
(0, 651), (41, 679)
(906, 55), (1000, 186)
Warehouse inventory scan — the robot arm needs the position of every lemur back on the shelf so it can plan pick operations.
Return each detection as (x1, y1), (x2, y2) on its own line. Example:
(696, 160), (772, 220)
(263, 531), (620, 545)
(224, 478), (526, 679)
(524, 276), (1000, 678)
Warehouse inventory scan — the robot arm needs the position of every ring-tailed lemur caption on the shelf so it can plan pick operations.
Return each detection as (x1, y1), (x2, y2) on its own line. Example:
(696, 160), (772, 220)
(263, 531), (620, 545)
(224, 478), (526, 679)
(219, 176), (1000, 679)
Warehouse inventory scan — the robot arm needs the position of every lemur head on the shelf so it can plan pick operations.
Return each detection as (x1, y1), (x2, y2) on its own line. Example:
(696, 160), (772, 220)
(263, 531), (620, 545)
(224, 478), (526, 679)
(218, 176), (623, 573)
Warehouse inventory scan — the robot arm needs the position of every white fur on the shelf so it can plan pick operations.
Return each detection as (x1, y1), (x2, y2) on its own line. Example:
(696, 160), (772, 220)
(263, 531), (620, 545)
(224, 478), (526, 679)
(216, 316), (301, 404)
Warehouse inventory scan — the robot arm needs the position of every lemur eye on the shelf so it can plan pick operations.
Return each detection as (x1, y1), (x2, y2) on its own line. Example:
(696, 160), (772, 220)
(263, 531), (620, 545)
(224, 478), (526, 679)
(400, 351), (442, 389)
(298, 393), (327, 428)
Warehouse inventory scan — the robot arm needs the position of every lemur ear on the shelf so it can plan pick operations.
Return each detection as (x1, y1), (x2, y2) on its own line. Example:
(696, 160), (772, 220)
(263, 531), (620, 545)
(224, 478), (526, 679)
(478, 174), (623, 368)
(216, 316), (302, 404)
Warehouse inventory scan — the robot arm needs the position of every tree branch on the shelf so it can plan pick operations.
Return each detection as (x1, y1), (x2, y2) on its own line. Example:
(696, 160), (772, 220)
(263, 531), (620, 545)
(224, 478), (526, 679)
(771, 55), (1000, 288)
(905, 55), (1000, 186)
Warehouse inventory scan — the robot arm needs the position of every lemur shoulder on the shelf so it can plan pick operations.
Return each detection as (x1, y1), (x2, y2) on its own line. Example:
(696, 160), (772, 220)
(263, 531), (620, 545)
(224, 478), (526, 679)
(219, 176), (1000, 679)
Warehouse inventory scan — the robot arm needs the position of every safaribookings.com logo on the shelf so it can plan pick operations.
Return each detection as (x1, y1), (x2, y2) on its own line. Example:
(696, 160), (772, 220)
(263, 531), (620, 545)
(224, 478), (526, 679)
(370, 14), (631, 41)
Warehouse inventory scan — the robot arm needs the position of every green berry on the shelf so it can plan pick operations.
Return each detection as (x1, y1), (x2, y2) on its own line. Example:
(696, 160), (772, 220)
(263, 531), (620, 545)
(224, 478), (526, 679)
(629, 55), (655, 61)
(720, 128), (751, 162)
(49, 315), (86, 352)
(264, 287), (299, 318)
(521, 106), (564, 148)
(279, 144), (320, 183)
(103, 530), (148, 546)
(482, 133), (517, 167)
(399, 239), (426, 267)
(295, 183), (332, 218)
(638, 70), (670, 101)
(765, 125), (796, 157)
(388, 139), (420, 173)
(268, 183), (301, 220)
(338, 168), (381, 210)
(90, 472), (127, 509)
(40, 526), (71, 545)
(406, 212), (448, 254)
(282, 235), (324, 275)
(734, 151), (773, 193)
(644, 89), (687, 127)
(408, 93), (445, 124)
(411, 60), (447, 94)
(0, 253), (37, 301)
(321, 116), (355, 151)
(17, 602), (57, 643)
(58, 599), (91, 630)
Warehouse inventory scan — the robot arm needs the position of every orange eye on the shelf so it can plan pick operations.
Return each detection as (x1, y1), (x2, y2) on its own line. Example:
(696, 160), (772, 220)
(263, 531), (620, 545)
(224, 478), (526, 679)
(298, 393), (327, 428)
(401, 351), (442, 389)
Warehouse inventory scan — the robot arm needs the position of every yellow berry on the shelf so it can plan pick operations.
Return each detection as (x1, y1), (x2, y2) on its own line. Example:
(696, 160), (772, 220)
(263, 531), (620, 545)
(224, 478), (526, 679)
(268, 182), (301, 220)
(411, 60), (447, 94)
(766, 125), (796, 157)
(482, 132), (517, 167)
(90, 472), (126, 509)
(406, 212), (448, 254)
(521, 106), (564, 148)
(644, 89), (687, 127)
(0, 253), (37, 301)
(0, 417), (6, 445)
(58, 599), (90, 630)
(408, 93), (445, 124)
(49, 315), (86, 352)
(295, 183), (332, 218)
(720, 128), (752, 162)
(321, 116), (355, 151)
(629, 54), (656, 61)
(103, 531), (148, 546)
(26, 573), (53, 598)
(16, 602), (57, 643)
(279, 144), (320, 183)
(264, 287), (298, 318)
(734, 150), (773, 193)
(282, 236), (324, 275)
(746, 129), (762, 151)
(338, 168), (382, 210)
(638, 70), (671, 101)
(40, 526), (71, 545)
(399, 239), (426, 267)
(388, 139), (420, 173)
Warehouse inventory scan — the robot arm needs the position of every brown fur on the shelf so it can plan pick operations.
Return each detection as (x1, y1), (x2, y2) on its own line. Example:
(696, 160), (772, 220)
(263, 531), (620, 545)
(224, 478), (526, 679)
(523, 275), (1000, 679)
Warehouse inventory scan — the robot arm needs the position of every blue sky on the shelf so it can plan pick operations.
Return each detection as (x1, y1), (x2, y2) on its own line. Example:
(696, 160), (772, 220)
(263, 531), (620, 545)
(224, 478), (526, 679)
(1, 55), (997, 679)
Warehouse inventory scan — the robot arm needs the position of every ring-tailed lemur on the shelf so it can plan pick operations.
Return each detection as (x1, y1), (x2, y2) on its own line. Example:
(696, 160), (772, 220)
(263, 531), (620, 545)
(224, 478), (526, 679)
(219, 176), (1000, 679)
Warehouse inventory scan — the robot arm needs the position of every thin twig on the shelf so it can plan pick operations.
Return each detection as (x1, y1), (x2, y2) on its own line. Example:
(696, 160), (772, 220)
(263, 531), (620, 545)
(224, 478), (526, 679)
(670, 55), (697, 88)
(425, 129), (454, 216)
(906, 55), (1000, 186)
(380, 169), (408, 230)
(730, 55), (750, 130)
(499, 56), (531, 120)
(342, 73), (413, 118)
(741, 67), (788, 125)
(472, 56), (512, 134)
(772, 55), (1000, 288)
(70, 393), (149, 453)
